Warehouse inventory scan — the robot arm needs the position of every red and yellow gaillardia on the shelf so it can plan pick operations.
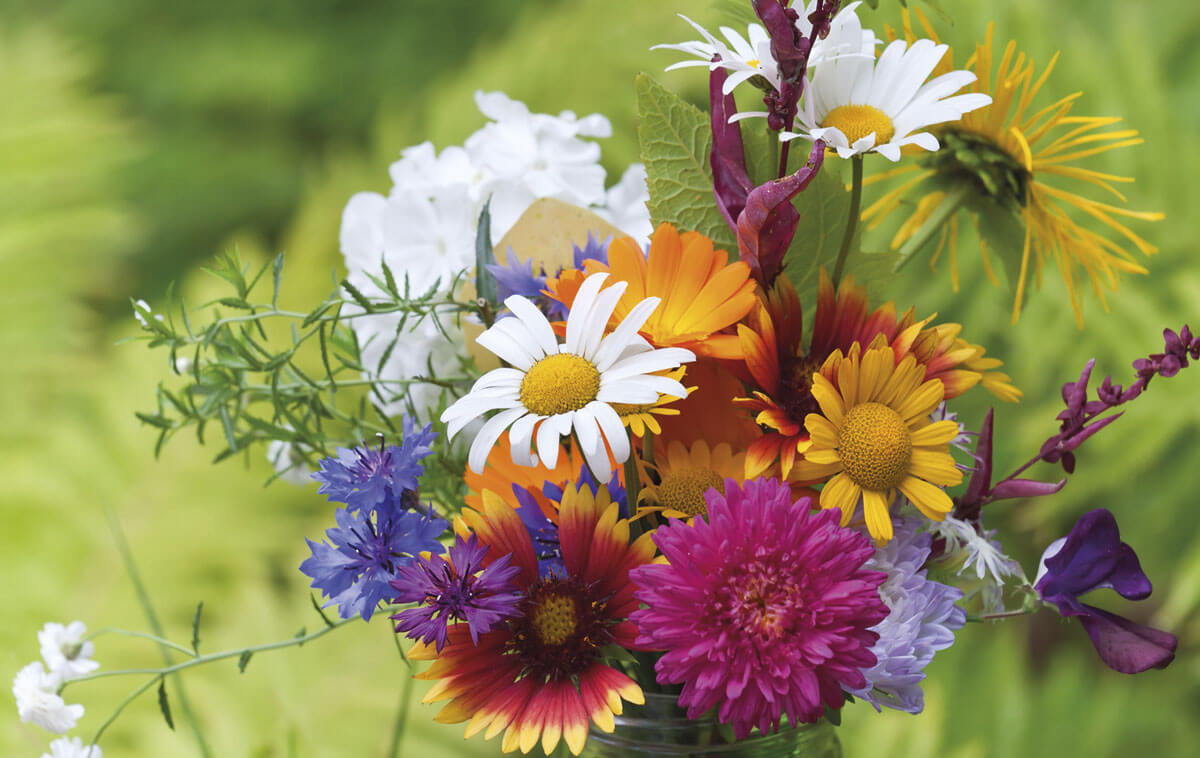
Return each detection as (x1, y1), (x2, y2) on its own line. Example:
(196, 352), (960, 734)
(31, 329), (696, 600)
(411, 483), (654, 755)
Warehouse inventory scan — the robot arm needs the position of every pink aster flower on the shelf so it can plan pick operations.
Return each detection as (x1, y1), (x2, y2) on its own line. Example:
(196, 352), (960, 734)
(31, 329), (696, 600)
(631, 478), (888, 738)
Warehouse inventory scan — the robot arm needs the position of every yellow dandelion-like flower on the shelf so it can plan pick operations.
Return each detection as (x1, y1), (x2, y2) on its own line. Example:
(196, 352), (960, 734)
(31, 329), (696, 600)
(863, 11), (1164, 326)
(799, 344), (963, 545)
(610, 368), (694, 438)
(639, 440), (745, 520)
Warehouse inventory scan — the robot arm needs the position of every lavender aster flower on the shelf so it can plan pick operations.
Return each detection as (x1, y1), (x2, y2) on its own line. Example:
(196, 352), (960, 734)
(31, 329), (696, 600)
(847, 518), (966, 713)
(391, 534), (521, 651)
(300, 506), (447, 621)
(486, 252), (547, 303)
(311, 417), (436, 514)
(1035, 508), (1177, 674)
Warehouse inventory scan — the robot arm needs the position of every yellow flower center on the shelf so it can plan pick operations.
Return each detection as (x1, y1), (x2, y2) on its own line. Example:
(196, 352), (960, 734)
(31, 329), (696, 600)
(655, 467), (724, 517)
(837, 402), (912, 491)
(519, 354), (601, 417)
(531, 593), (579, 647)
(821, 104), (896, 146)
(746, 57), (761, 68)
(610, 401), (653, 418)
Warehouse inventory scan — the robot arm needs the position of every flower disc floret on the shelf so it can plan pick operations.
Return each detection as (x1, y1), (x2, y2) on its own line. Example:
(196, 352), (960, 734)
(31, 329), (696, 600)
(838, 402), (913, 491)
(654, 468), (724, 517)
(821, 104), (895, 146)
(519, 354), (601, 416)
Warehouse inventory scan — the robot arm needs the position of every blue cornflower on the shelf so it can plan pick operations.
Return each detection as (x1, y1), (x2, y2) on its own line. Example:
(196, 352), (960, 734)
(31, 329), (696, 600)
(572, 231), (613, 269)
(391, 534), (521, 651)
(311, 416), (437, 514)
(846, 518), (966, 713)
(1035, 508), (1177, 674)
(486, 252), (547, 302)
(300, 506), (448, 621)
(512, 485), (565, 578)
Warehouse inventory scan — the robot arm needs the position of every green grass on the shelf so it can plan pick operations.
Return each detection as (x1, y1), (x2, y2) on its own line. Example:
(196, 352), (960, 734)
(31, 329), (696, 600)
(3, 1), (1197, 755)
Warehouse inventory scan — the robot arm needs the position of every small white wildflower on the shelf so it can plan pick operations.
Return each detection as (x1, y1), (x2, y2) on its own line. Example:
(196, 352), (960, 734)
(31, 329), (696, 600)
(38, 622), (98, 682)
(931, 514), (1025, 586)
(132, 299), (164, 328)
(42, 736), (102, 758)
(12, 662), (83, 735)
(266, 434), (315, 487)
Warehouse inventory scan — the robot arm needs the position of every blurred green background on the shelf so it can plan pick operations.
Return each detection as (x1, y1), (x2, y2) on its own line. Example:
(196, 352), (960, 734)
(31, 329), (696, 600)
(3, 0), (1197, 755)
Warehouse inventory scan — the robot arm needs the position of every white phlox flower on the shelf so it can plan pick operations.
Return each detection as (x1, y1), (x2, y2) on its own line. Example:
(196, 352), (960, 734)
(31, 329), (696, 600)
(595, 163), (652, 247)
(782, 36), (991, 160)
(12, 662), (83, 735)
(42, 736), (102, 758)
(442, 272), (695, 483)
(38, 622), (98, 681)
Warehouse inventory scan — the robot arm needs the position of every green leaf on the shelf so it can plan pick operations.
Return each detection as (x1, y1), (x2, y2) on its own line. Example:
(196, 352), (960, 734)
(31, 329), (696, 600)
(271, 253), (284, 308)
(237, 650), (253, 673)
(157, 680), (175, 730)
(636, 73), (735, 253)
(474, 199), (499, 309)
(310, 592), (335, 628)
(190, 601), (203, 654)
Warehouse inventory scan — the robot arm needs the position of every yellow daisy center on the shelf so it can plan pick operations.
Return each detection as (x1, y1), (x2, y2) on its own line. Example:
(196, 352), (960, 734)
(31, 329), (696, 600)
(746, 57), (761, 68)
(821, 104), (895, 146)
(837, 402), (912, 491)
(656, 467), (724, 517)
(519, 354), (601, 417)
(531, 594), (579, 647)
(610, 401), (653, 418)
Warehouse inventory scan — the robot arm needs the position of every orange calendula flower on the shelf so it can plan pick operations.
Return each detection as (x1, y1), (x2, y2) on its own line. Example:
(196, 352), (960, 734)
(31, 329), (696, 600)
(797, 343), (962, 545)
(863, 11), (1163, 326)
(638, 440), (746, 520)
(412, 484), (654, 755)
(546, 223), (757, 358)
(735, 270), (1018, 479)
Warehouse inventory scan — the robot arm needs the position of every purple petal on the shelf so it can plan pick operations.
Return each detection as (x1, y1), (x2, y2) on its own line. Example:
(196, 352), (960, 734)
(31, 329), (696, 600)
(735, 141), (824, 287)
(710, 65), (754, 234)
(989, 478), (1066, 501)
(959, 408), (994, 515)
(1075, 605), (1178, 674)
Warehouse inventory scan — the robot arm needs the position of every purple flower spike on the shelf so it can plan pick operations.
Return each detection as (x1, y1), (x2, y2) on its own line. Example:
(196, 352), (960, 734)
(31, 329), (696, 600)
(1035, 509), (1177, 674)
(735, 140), (824, 287)
(710, 64), (754, 234)
(391, 534), (521, 651)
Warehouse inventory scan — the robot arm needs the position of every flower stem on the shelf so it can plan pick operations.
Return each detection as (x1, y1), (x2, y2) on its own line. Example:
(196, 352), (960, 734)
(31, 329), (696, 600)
(831, 155), (864, 287)
(892, 182), (969, 272)
(87, 674), (163, 749)
(966, 608), (1034, 623)
(87, 628), (198, 658)
(106, 510), (212, 757)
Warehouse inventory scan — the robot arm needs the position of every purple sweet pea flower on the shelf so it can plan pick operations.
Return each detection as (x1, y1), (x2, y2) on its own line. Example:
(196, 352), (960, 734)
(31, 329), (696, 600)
(1035, 508), (1177, 674)
(391, 534), (521, 651)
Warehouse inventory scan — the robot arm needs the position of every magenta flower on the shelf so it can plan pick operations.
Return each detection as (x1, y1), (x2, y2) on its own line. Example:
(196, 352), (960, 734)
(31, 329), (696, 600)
(631, 478), (888, 738)
(1035, 508), (1177, 674)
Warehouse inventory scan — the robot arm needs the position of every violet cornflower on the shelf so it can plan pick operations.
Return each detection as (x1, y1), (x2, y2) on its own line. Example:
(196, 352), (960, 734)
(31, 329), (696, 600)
(1035, 508), (1177, 674)
(311, 416), (436, 514)
(300, 506), (447, 621)
(391, 534), (521, 651)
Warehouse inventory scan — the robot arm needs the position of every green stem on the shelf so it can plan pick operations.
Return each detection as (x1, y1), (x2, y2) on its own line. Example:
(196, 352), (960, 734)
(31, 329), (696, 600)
(892, 183), (969, 272)
(831, 155), (864, 287)
(63, 617), (358, 687)
(966, 608), (1034, 623)
(88, 628), (198, 658)
(107, 511), (212, 757)
(386, 670), (413, 758)
(87, 674), (163, 750)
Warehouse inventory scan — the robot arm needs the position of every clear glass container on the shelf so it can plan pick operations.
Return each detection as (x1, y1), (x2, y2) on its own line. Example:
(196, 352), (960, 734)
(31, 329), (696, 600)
(580, 692), (842, 757)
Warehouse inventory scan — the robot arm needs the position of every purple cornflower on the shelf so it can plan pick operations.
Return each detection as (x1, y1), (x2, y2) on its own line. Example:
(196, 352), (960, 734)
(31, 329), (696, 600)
(846, 518), (966, 713)
(632, 478), (887, 737)
(311, 416), (436, 514)
(300, 506), (448, 621)
(572, 232), (613, 269)
(486, 251), (547, 303)
(391, 534), (521, 651)
(1035, 508), (1177, 674)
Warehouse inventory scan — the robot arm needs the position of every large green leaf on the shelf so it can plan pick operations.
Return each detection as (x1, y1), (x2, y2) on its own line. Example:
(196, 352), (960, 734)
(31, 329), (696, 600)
(635, 73), (736, 253)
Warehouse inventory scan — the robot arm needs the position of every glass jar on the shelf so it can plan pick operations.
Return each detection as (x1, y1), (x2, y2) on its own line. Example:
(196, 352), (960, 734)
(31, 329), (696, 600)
(580, 692), (842, 757)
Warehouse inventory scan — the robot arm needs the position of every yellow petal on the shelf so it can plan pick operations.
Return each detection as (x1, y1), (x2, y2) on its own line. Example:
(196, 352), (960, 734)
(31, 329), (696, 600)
(861, 488), (894, 544)
(909, 419), (960, 446)
(898, 475), (954, 520)
(909, 449), (964, 486)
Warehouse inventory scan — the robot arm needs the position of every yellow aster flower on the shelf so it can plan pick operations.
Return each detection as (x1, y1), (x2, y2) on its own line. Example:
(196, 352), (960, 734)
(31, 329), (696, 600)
(863, 11), (1164, 326)
(639, 440), (745, 520)
(800, 344), (963, 545)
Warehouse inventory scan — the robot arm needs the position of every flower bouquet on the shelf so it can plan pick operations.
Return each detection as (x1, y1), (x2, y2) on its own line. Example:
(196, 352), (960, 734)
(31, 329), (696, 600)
(13, 1), (1192, 756)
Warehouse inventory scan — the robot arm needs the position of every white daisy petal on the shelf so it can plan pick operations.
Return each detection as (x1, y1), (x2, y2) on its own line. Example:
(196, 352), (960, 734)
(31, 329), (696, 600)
(536, 416), (565, 470)
(504, 295), (559, 358)
(590, 402), (629, 464)
(508, 413), (541, 466)
(476, 321), (538, 370)
(467, 407), (528, 473)
(564, 271), (608, 354)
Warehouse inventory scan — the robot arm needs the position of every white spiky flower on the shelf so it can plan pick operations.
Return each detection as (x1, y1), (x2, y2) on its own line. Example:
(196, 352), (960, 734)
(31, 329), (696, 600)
(38, 622), (98, 682)
(12, 662), (83, 735)
(42, 737), (102, 758)
(782, 37), (991, 160)
(442, 272), (694, 483)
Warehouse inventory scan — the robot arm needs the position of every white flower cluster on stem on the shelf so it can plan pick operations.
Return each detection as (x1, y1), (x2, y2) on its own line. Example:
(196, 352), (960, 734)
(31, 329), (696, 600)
(338, 91), (651, 421)
(12, 622), (100, 755)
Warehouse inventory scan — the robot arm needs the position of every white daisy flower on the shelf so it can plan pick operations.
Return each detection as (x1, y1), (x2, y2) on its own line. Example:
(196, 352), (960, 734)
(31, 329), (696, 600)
(38, 622), (98, 682)
(12, 662), (83, 734)
(42, 736), (102, 758)
(782, 37), (991, 160)
(442, 272), (694, 483)
(653, 16), (780, 95)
